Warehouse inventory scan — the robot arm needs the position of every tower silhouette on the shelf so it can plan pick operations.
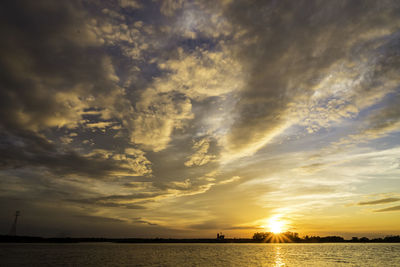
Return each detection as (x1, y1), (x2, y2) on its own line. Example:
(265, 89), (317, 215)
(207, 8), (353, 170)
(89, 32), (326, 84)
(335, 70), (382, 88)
(8, 211), (20, 236)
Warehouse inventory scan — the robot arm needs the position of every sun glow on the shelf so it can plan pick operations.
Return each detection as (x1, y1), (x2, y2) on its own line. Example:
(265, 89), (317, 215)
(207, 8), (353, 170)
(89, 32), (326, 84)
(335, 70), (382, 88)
(268, 217), (285, 234)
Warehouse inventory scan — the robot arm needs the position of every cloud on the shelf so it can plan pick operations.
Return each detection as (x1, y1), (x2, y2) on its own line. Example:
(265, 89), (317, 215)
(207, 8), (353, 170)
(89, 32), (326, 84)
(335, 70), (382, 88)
(139, 46), (243, 154)
(153, 47), (243, 101)
(165, 178), (216, 197)
(219, 176), (240, 185)
(0, 0), (162, 180)
(127, 89), (194, 152)
(184, 138), (216, 167)
(0, 131), (126, 178)
(119, 0), (142, 9)
(69, 199), (147, 210)
(66, 192), (160, 210)
(0, 1), (123, 133)
(359, 198), (400, 206)
(218, 0), (400, 159)
(164, 1), (232, 39)
(336, 92), (400, 147)
(374, 205), (400, 212)
(297, 163), (326, 174)
(132, 217), (158, 226)
(85, 148), (152, 177)
(159, 0), (184, 17)
(84, 121), (119, 131)
(71, 192), (161, 205)
(67, 177), (217, 211)
(74, 215), (125, 223)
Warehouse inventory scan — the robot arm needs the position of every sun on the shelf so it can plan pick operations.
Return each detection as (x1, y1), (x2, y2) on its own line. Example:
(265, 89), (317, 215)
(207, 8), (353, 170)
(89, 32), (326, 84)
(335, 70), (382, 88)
(268, 218), (284, 234)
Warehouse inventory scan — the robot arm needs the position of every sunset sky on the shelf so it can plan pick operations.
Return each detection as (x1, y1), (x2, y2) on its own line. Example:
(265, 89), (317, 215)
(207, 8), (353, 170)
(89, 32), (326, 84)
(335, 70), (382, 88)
(1, 0), (400, 238)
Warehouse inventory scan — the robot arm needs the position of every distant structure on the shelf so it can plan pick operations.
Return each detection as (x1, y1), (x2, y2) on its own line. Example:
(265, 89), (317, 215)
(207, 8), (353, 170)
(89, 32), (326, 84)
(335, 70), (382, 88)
(217, 232), (225, 240)
(8, 211), (20, 236)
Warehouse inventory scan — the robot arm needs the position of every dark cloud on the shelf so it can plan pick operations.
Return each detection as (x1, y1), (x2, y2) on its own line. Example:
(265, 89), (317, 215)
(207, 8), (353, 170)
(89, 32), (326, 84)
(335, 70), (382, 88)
(73, 215), (125, 223)
(358, 197), (400, 206)
(0, 0), (115, 131)
(0, 130), (127, 178)
(90, 193), (161, 202)
(374, 205), (400, 212)
(0, 0), (136, 178)
(72, 201), (146, 210)
(132, 217), (158, 226)
(66, 193), (161, 209)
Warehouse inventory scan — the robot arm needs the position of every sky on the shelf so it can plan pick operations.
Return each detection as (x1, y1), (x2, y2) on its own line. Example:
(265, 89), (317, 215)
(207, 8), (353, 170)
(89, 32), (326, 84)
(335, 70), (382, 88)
(1, 0), (400, 239)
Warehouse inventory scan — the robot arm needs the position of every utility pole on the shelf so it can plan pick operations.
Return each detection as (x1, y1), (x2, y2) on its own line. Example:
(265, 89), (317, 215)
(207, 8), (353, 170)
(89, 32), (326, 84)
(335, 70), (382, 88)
(8, 211), (20, 236)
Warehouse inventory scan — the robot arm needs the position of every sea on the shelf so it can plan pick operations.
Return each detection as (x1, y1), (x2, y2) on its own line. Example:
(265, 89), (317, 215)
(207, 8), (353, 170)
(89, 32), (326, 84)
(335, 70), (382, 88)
(0, 243), (399, 266)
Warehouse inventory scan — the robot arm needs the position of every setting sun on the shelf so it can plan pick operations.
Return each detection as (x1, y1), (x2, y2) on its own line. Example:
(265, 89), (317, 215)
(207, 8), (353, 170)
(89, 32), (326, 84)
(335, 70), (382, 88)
(268, 218), (285, 234)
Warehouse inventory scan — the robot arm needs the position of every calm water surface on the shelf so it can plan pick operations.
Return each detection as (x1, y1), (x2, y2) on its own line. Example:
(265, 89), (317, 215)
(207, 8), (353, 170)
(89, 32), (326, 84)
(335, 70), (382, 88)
(1, 243), (399, 266)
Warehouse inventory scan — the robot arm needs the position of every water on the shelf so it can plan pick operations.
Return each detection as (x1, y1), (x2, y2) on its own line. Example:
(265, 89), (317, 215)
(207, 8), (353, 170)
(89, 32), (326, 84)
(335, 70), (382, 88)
(0, 243), (399, 266)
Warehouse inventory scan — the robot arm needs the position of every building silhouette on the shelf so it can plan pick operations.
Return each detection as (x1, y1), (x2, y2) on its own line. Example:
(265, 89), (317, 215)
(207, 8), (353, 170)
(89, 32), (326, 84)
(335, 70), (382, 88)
(217, 232), (225, 240)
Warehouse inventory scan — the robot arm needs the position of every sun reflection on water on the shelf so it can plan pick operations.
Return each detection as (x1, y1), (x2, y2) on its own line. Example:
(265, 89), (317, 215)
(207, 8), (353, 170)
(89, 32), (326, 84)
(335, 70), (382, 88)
(273, 246), (285, 267)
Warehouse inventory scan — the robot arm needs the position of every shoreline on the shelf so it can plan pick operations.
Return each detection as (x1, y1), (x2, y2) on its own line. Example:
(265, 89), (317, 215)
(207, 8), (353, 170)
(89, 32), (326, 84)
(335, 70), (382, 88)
(1, 235), (400, 244)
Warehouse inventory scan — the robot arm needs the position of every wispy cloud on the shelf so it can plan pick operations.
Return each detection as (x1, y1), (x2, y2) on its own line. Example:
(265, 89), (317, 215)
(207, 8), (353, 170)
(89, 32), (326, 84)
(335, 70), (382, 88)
(358, 198), (400, 206)
(374, 205), (400, 212)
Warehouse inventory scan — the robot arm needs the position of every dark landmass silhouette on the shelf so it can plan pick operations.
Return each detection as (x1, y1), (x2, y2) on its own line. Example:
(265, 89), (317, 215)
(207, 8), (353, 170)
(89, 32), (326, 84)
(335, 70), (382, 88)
(1, 232), (400, 243)
(251, 231), (400, 243)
